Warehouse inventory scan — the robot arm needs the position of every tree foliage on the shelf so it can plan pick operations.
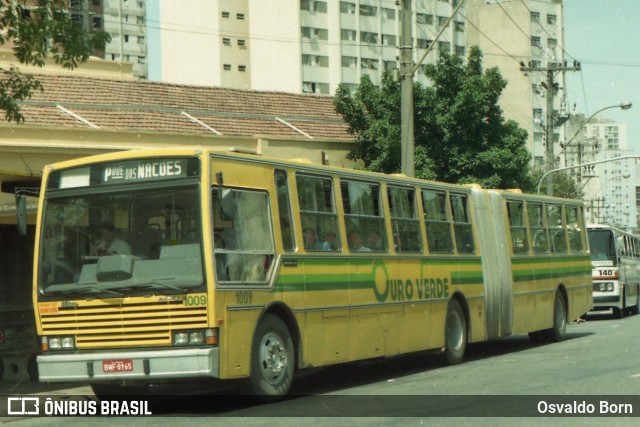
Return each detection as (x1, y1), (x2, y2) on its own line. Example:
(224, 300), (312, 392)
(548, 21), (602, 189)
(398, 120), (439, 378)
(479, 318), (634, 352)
(334, 46), (537, 191)
(532, 170), (583, 200)
(0, 1), (111, 122)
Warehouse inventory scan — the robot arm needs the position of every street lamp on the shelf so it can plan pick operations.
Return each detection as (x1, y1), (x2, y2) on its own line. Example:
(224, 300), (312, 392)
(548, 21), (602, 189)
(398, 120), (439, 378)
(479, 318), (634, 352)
(537, 155), (640, 194)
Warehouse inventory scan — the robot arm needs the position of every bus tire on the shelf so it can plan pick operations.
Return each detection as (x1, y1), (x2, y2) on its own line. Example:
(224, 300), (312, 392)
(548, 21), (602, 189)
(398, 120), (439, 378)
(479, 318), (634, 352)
(443, 299), (467, 365)
(249, 314), (294, 401)
(545, 291), (567, 342)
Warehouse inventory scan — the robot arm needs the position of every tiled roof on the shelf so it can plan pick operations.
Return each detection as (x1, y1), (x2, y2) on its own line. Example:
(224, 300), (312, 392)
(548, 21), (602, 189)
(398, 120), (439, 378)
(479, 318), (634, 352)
(8, 74), (353, 141)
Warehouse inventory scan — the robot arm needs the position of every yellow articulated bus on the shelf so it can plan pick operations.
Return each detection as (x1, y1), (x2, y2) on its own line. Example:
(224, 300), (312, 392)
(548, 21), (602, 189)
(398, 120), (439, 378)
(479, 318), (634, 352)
(32, 148), (592, 399)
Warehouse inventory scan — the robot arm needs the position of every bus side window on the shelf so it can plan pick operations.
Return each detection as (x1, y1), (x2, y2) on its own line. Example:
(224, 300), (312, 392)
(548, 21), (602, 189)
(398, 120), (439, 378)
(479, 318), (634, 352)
(341, 180), (387, 252)
(275, 169), (295, 251)
(296, 174), (340, 252)
(546, 204), (567, 253)
(527, 203), (548, 254)
(422, 189), (453, 253)
(212, 189), (275, 283)
(565, 205), (585, 253)
(450, 193), (475, 254)
(507, 200), (529, 254)
(387, 186), (422, 252)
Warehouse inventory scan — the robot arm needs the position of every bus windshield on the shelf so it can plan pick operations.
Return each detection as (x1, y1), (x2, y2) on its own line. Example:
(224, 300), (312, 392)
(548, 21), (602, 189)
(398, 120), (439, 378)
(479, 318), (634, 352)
(587, 229), (616, 265)
(38, 185), (204, 296)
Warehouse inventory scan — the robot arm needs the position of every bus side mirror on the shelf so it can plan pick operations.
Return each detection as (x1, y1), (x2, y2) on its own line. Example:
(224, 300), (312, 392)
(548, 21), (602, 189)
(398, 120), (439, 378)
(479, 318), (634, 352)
(16, 193), (27, 236)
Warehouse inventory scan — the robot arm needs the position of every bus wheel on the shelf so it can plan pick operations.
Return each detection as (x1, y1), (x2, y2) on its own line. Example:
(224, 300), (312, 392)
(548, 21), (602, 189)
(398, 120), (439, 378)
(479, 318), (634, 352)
(443, 299), (467, 365)
(545, 291), (567, 342)
(249, 314), (294, 401)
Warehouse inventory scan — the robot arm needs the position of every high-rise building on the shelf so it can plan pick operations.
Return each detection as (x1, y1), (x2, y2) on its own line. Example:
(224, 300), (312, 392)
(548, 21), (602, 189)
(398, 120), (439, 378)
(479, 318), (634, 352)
(64, 0), (148, 79)
(144, 0), (467, 94)
(577, 119), (636, 229)
(466, 0), (567, 169)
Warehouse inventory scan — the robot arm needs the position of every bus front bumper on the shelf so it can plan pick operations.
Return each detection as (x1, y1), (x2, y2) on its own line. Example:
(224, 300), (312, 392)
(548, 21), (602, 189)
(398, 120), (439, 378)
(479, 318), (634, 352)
(37, 347), (219, 382)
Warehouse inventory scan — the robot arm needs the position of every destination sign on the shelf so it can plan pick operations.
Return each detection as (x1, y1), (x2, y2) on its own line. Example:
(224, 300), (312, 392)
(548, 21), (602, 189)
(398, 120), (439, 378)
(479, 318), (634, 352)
(102, 159), (186, 183)
(50, 157), (200, 189)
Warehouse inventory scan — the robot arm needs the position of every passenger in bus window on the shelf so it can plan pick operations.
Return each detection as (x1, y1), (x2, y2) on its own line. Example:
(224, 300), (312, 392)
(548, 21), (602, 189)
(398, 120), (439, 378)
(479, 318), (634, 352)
(349, 231), (371, 252)
(303, 228), (330, 251)
(131, 216), (163, 259)
(95, 221), (131, 256)
(325, 231), (339, 250)
(367, 231), (383, 251)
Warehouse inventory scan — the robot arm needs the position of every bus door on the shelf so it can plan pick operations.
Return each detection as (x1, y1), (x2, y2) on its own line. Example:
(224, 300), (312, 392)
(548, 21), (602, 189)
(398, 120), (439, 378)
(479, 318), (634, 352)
(471, 189), (513, 339)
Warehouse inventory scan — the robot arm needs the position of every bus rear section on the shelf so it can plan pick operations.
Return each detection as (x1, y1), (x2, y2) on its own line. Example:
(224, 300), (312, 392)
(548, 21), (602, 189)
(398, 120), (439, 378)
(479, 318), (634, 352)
(587, 225), (640, 318)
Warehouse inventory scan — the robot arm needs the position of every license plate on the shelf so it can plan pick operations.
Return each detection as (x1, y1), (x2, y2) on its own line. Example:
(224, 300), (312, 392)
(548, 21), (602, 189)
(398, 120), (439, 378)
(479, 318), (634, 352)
(102, 359), (134, 373)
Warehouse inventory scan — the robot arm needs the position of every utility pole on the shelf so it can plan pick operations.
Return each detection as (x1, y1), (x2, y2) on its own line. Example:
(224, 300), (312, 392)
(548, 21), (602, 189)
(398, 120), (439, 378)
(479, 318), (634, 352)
(400, 0), (414, 177)
(399, 0), (465, 177)
(520, 61), (581, 196)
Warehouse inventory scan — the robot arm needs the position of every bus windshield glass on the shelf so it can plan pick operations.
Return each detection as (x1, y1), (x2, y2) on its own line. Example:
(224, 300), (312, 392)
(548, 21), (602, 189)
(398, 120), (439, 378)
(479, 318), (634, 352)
(588, 229), (616, 265)
(39, 185), (204, 296)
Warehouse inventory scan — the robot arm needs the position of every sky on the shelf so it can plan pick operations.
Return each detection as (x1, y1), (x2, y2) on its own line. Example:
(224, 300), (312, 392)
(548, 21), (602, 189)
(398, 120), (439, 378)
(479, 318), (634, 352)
(563, 0), (640, 152)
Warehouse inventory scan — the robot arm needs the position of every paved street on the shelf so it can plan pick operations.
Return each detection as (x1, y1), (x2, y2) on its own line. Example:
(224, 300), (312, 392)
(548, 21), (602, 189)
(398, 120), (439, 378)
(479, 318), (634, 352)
(1, 311), (640, 426)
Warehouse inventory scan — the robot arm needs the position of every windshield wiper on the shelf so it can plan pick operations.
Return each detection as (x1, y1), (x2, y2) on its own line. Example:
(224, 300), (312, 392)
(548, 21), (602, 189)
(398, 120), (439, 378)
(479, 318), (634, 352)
(108, 281), (186, 294)
(46, 286), (124, 297)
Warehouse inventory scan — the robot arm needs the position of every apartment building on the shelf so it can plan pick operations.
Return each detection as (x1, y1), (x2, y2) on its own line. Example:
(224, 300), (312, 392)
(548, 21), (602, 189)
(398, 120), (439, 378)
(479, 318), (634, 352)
(577, 119), (636, 228)
(467, 0), (566, 169)
(143, 0), (466, 94)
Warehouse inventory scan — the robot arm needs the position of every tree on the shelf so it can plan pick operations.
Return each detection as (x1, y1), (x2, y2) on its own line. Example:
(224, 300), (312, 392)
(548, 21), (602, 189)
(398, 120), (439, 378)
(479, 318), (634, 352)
(334, 46), (536, 191)
(532, 170), (583, 200)
(0, 1), (110, 122)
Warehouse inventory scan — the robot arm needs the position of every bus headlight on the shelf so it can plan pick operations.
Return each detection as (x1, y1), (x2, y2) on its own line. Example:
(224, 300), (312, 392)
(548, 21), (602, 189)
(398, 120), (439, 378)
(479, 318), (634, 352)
(172, 329), (216, 346)
(595, 282), (614, 292)
(44, 336), (76, 351)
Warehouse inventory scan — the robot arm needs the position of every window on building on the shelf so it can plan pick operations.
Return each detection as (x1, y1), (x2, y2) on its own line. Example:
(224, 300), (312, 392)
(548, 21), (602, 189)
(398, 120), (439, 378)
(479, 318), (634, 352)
(437, 16), (448, 28)
(238, 39), (246, 47)
(531, 36), (541, 47)
(238, 65), (247, 72)
(302, 27), (328, 41)
(382, 34), (396, 46)
(360, 31), (378, 45)
(92, 17), (102, 29)
(302, 54), (329, 67)
(382, 7), (395, 20)
(360, 4), (377, 17)
(341, 29), (357, 42)
(302, 81), (330, 94)
(416, 13), (433, 25)
(222, 37), (231, 46)
(417, 39), (432, 49)
(438, 41), (450, 52)
(531, 12), (540, 22)
(454, 21), (464, 32)
(547, 38), (557, 48)
(223, 64), (231, 71)
(237, 13), (245, 20)
(341, 56), (358, 68)
(455, 45), (465, 57)
(361, 58), (379, 70)
(340, 1), (356, 14)
(547, 14), (557, 25)
(222, 11), (230, 18)
(301, 0), (327, 13)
